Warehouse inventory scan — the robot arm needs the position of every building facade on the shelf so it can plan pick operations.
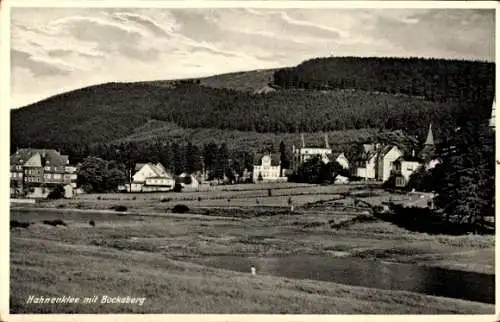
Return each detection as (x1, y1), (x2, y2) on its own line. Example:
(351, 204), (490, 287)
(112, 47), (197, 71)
(10, 148), (78, 198)
(253, 153), (287, 183)
(292, 134), (332, 170)
(128, 162), (175, 192)
(352, 144), (403, 182)
(393, 156), (423, 187)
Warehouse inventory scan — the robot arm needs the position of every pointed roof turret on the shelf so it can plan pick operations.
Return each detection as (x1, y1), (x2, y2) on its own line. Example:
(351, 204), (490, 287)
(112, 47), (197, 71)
(424, 123), (434, 146)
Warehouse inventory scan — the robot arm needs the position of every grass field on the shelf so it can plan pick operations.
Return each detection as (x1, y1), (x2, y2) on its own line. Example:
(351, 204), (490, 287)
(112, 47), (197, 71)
(9, 183), (495, 314)
(27, 183), (388, 211)
(10, 205), (494, 314)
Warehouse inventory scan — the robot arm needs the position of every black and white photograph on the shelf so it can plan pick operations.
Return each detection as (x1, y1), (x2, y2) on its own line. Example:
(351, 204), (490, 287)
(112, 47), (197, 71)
(3, 0), (497, 317)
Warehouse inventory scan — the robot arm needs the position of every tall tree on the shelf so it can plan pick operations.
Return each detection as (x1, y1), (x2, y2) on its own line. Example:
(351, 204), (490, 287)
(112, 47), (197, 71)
(172, 143), (185, 175)
(215, 143), (229, 180)
(432, 105), (494, 233)
(279, 140), (290, 174)
(203, 142), (218, 180)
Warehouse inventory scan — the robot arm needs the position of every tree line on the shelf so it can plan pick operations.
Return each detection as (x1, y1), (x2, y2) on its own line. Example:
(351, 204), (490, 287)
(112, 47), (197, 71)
(272, 57), (494, 104)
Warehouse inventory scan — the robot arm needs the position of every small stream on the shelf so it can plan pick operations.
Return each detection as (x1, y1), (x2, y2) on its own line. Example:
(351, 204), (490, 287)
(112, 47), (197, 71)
(195, 255), (494, 304)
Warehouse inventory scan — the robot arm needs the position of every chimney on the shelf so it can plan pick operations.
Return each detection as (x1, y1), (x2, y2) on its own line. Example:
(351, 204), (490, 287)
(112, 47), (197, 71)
(412, 149), (415, 157)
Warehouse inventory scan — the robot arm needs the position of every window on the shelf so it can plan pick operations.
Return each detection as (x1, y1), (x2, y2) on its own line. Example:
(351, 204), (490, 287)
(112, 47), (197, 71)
(54, 174), (62, 180)
(44, 166), (51, 171)
(395, 177), (405, 187)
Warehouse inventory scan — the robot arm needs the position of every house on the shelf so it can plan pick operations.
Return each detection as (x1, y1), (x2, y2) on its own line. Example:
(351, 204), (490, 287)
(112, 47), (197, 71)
(393, 155), (423, 187)
(329, 152), (349, 170)
(352, 144), (403, 182)
(127, 162), (174, 192)
(352, 144), (379, 180)
(253, 153), (287, 183)
(10, 148), (78, 198)
(376, 146), (403, 182)
(176, 173), (201, 191)
(292, 134), (333, 171)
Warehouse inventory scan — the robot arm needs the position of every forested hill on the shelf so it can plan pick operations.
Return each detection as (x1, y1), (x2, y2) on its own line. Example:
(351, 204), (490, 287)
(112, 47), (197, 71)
(10, 56), (495, 152)
(273, 57), (495, 104)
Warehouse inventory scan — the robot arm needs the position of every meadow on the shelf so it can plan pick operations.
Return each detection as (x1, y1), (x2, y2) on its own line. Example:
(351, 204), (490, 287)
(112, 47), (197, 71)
(9, 183), (495, 314)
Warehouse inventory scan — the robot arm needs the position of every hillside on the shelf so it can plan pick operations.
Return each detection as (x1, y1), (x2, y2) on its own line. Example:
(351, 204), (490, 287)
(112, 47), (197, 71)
(272, 57), (495, 106)
(118, 119), (380, 152)
(145, 68), (277, 92)
(11, 56), (494, 155)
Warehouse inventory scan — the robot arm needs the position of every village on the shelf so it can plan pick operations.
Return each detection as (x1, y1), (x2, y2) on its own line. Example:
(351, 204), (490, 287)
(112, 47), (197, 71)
(9, 123), (440, 201)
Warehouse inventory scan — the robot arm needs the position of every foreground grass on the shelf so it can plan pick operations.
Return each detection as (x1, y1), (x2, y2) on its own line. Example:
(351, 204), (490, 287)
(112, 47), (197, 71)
(10, 235), (493, 314)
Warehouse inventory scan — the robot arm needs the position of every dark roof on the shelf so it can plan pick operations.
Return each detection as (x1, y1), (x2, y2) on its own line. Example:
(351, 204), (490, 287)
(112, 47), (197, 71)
(10, 148), (69, 167)
(402, 155), (423, 163)
(253, 153), (281, 166)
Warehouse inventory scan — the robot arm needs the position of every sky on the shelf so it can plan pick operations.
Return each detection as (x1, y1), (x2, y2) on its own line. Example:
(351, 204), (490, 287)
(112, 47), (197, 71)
(10, 7), (496, 109)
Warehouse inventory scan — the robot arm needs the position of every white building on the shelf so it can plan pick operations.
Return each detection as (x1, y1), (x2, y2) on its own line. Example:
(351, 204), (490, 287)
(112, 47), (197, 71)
(176, 173), (201, 191)
(393, 155), (423, 187)
(292, 133), (350, 170)
(127, 162), (175, 192)
(332, 152), (350, 170)
(253, 153), (287, 183)
(376, 146), (404, 182)
(353, 144), (403, 182)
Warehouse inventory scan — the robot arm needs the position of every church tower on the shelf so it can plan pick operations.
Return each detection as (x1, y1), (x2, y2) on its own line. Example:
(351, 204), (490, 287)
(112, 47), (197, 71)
(424, 123), (434, 146)
(420, 122), (436, 162)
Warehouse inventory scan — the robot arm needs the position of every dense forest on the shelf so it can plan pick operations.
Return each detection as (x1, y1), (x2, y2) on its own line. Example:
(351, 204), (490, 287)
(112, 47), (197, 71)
(272, 57), (494, 103)
(10, 56), (494, 165)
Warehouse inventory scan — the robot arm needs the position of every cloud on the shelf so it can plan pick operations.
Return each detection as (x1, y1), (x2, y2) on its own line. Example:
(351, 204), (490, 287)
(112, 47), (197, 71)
(9, 8), (495, 108)
(11, 49), (71, 76)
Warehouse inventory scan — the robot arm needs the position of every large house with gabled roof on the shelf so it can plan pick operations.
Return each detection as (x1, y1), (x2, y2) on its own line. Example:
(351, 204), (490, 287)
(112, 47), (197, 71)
(127, 162), (175, 192)
(10, 148), (77, 197)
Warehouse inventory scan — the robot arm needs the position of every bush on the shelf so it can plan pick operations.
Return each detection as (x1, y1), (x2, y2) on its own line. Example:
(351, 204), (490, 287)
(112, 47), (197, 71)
(56, 204), (65, 208)
(172, 204), (190, 213)
(160, 197), (171, 202)
(97, 196), (101, 200)
(10, 220), (31, 229)
(42, 219), (67, 227)
(173, 183), (183, 192)
(47, 185), (65, 199)
(132, 196), (137, 200)
(375, 204), (493, 235)
(110, 205), (128, 212)
(89, 220), (95, 227)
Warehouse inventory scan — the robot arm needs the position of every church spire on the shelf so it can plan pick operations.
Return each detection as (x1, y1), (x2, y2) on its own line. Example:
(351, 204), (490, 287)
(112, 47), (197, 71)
(301, 133), (305, 148)
(324, 133), (330, 149)
(424, 123), (434, 146)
